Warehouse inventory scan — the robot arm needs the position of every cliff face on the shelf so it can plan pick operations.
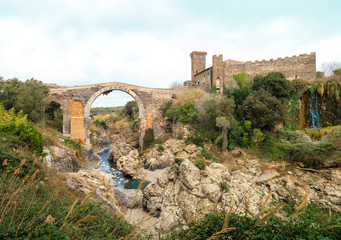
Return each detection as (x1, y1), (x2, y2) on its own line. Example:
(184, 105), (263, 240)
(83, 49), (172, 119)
(296, 81), (341, 129)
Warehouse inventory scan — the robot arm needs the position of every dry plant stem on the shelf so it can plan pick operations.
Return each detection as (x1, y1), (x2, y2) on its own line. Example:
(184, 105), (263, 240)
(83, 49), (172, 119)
(15, 184), (38, 237)
(24, 190), (57, 231)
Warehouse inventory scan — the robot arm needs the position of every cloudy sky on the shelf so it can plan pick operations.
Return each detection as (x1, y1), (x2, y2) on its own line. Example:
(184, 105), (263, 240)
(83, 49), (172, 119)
(0, 0), (340, 107)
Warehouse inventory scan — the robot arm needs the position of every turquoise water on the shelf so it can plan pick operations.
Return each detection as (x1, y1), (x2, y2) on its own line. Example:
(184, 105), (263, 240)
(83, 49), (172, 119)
(98, 148), (149, 190)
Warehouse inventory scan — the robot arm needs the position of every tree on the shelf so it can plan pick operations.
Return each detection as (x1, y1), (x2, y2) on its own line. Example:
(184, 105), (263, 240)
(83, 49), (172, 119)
(0, 78), (49, 122)
(321, 62), (341, 77)
(252, 72), (293, 103)
(199, 97), (235, 130)
(333, 68), (341, 75)
(233, 73), (249, 89)
(122, 101), (138, 119)
(215, 117), (231, 151)
(174, 102), (198, 124)
(239, 88), (285, 130)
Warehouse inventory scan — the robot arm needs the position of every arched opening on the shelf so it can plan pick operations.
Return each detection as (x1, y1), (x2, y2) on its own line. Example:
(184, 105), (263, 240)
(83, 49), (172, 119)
(84, 86), (146, 147)
(45, 101), (63, 133)
(85, 87), (149, 189)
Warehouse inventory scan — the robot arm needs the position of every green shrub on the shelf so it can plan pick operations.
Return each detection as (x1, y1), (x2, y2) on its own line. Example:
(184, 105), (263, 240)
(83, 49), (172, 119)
(220, 182), (229, 192)
(233, 73), (248, 89)
(174, 103), (198, 124)
(194, 156), (206, 170)
(143, 128), (154, 148)
(161, 99), (174, 117)
(201, 149), (213, 159)
(187, 130), (205, 147)
(175, 158), (184, 165)
(157, 144), (165, 152)
(0, 104), (44, 154)
(94, 117), (108, 129)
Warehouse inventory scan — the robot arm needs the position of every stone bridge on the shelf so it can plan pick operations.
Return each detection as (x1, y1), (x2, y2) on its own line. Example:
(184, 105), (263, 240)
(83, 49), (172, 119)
(47, 82), (176, 147)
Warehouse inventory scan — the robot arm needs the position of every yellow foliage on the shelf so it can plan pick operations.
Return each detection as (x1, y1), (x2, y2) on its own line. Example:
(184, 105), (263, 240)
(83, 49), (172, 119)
(109, 119), (130, 133)
(176, 88), (207, 104)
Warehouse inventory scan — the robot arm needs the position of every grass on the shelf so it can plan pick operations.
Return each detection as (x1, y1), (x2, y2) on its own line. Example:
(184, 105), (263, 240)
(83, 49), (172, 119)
(304, 125), (341, 139)
(0, 131), (151, 240)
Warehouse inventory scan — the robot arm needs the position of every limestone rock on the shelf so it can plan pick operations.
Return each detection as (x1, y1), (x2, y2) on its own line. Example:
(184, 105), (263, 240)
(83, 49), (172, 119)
(45, 146), (80, 172)
(114, 188), (143, 208)
(179, 159), (200, 189)
(202, 183), (222, 203)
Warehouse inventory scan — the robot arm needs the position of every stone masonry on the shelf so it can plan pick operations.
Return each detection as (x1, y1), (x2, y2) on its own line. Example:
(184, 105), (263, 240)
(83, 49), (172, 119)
(47, 82), (175, 147)
(188, 51), (316, 93)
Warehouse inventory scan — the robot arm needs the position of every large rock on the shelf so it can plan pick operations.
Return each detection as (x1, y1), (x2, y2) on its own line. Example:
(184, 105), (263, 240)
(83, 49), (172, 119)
(114, 188), (143, 208)
(116, 151), (140, 176)
(44, 146), (80, 172)
(179, 159), (200, 189)
(202, 183), (222, 203)
(144, 150), (175, 170)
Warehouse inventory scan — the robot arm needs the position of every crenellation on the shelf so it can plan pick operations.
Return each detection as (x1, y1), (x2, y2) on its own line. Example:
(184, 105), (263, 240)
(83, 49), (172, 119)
(190, 50), (316, 90)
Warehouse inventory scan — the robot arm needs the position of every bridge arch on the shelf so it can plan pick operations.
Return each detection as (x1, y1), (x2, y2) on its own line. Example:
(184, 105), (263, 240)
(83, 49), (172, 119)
(83, 85), (146, 146)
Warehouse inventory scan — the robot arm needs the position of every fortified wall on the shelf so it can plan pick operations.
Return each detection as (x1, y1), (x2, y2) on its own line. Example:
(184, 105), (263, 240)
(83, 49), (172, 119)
(189, 51), (316, 92)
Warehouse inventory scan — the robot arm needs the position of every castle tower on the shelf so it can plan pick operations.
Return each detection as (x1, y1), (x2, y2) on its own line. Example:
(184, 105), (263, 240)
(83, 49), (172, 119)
(212, 54), (224, 95)
(190, 51), (207, 81)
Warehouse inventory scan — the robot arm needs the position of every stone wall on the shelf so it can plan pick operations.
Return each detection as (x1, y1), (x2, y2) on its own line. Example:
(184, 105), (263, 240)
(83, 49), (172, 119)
(191, 51), (316, 91)
(222, 52), (316, 86)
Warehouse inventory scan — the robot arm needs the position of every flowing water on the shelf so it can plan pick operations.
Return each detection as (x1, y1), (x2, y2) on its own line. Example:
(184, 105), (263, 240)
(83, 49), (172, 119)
(309, 91), (321, 128)
(98, 148), (149, 190)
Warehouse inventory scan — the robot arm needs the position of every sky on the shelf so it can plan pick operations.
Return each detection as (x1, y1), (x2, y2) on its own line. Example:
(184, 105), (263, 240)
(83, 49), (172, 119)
(0, 0), (340, 107)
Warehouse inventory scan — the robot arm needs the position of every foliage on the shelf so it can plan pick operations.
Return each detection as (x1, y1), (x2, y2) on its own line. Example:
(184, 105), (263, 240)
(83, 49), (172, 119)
(291, 78), (310, 94)
(220, 182), (229, 192)
(164, 202), (341, 240)
(201, 149), (213, 159)
(316, 71), (325, 78)
(122, 101), (138, 119)
(161, 99), (174, 117)
(94, 117), (108, 130)
(194, 156), (206, 170)
(0, 78), (49, 122)
(187, 129), (205, 147)
(175, 88), (207, 104)
(0, 104), (44, 154)
(224, 87), (251, 113)
(45, 101), (63, 120)
(252, 128), (264, 143)
(212, 84), (217, 94)
(252, 72), (293, 103)
(175, 158), (184, 165)
(233, 73), (248, 89)
(239, 89), (285, 130)
(0, 139), (148, 240)
(333, 67), (341, 75)
(199, 97), (235, 130)
(157, 144), (165, 152)
(143, 128), (155, 148)
(174, 103), (198, 124)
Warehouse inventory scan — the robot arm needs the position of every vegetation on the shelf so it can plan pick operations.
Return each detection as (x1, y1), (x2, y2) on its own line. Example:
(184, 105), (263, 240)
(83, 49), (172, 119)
(194, 156), (206, 170)
(164, 202), (340, 239)
(0, 104), (44, 154)
(239, 89), (285, 131)
(0, 131), (148, 239)
(0, 77), (49, 123)
(233, 72), (249, 89)
(143, 128), (155, 148)
(252, 72), (293, 103)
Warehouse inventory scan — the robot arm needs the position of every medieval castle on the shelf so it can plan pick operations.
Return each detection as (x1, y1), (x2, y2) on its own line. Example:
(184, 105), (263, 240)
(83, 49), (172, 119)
(185, 51), (316, 93)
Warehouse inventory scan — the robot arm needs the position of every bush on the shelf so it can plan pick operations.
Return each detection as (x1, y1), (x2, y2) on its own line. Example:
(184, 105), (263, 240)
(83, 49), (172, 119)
(239, 89), (285, 130)
(161, 99), (174, 117)
(175, 158), (184, 165)
(187, 129), (205, 147)
(143, 128), (154, 148)
(194, 156), (206, 170)
(220, 182), (229, 192)
(94, 117), (108, 130)
(174, 103), (198, 124)
(176, 88), (207, 104)
(201, 149), (213, 159)
(0, 104), (44, 154)
(157, 144), (165, 152)
(233, 73), (248, 89)
(199, 97), (235, 130)
(252, 72), (293, 103)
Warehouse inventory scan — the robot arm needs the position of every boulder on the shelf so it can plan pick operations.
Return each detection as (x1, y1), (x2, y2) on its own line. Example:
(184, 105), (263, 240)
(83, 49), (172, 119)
(114, 188), (143, 208)
(179, 160), (200, 189)
(202, 183), (222, 203)
(144, 150), (175, 170)
(45, 146), (80, 172)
